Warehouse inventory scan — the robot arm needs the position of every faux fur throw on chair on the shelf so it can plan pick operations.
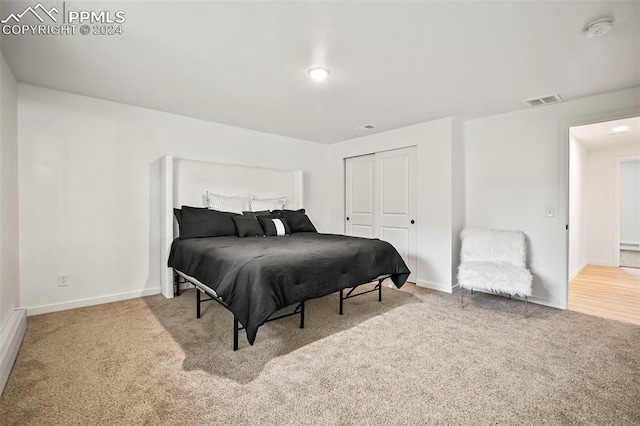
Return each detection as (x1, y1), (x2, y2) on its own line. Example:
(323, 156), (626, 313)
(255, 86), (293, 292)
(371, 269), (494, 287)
(458, 228), (533, 297)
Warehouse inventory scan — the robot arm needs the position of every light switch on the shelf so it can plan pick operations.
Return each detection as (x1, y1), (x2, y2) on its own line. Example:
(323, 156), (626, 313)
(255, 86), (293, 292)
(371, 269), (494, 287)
(545, 207), (555, 218)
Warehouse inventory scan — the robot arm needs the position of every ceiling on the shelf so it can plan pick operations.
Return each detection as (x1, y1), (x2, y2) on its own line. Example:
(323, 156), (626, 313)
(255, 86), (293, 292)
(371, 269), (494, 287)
(571, 116), (640, 150)
(1, 1), (639, 144)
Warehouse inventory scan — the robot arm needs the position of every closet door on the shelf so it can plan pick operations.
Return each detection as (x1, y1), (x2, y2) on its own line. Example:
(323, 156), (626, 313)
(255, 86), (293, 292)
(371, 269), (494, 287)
(375, 147), (417, 282)
(345, 154), (375, 238)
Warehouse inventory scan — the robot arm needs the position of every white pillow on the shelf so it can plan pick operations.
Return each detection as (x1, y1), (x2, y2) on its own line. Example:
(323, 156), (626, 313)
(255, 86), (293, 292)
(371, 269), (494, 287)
(251, 197), (287, 212)
(207, 193), (251, 214)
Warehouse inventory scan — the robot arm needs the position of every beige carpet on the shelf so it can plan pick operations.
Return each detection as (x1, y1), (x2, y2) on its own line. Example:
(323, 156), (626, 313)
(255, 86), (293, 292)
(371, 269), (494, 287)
(620, 250), (640, 269)
(1, 285), (639, 425)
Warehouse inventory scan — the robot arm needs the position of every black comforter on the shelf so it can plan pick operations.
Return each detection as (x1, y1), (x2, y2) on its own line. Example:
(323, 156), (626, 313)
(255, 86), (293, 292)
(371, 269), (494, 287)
(168, 233), (410, 345)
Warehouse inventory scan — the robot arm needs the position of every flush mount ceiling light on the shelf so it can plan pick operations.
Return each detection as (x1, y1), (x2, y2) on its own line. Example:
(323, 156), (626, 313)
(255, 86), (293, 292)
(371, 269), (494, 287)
(612, 125), (631, 133)
(583, 18), (614, 38)
(307, 67), (330, 82)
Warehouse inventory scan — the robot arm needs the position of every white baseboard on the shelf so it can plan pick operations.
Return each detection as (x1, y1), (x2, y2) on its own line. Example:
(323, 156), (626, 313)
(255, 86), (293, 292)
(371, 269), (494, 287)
(569, 261), (588, 282)
(27, 287), (162, 316)
(587, 260), (616, 267)
(526, 295), (564, 310)
(416, 280), (455, 294)
(457, 289), (565, 311)
(0, 309), (27, 396)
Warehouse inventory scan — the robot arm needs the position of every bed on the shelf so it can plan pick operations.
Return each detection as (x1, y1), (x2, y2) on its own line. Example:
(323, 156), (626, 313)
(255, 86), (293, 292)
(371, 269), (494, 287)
(160, 156), (410, 349)
(169, 232), (410, 347)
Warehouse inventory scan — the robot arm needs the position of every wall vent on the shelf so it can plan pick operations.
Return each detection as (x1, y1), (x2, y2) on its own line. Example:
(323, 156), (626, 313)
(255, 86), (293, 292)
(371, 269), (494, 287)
(523, 94), (563, 108)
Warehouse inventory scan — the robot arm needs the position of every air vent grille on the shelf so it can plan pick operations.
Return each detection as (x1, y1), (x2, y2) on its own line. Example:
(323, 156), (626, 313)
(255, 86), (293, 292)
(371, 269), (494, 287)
(356, 124), (376, 130)
(523, 94), (563, 108)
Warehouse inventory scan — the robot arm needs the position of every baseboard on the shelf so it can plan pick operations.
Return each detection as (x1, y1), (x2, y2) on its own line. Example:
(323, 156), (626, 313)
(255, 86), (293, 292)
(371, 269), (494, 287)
(458, 289), (565, 310)
(27, 287), (162, 316)
(587, 260), (616, 267)
(569, 261), (588, 281)
(416, 280), (455, 294)
(0, 309), (27, 396)
(526, 295), (564, 310)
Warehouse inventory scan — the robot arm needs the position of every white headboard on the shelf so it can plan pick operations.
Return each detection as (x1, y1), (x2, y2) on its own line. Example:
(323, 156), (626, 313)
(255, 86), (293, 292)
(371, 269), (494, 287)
(159, 155), (304, 298)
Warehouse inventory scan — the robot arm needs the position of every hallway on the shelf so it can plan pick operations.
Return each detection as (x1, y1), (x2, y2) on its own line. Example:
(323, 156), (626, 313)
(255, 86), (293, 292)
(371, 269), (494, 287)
(569, 264), (640, 325)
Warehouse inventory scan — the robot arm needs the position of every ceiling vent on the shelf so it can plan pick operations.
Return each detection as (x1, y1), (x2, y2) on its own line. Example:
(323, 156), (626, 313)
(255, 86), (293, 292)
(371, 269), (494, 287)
(523, 94), (563, 108)
(356, 124), (376, 130)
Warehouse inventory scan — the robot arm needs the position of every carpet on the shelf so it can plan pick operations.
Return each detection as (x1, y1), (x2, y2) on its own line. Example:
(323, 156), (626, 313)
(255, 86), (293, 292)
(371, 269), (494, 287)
(1, 285), (639, 425)
(620, 250), (640, 269)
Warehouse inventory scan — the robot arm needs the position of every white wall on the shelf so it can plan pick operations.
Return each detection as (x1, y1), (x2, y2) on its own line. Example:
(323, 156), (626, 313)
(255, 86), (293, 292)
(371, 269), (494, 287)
(620, 160), (640, 246)
(327, 118), (464, 292)
(18, 84), (329, 315)
(464, 87), (640, 309)
(569, 136), (588, 280)
(0, 49), (23, 396)
(0, 52), (20, 343)
(587, 142), (640, 265)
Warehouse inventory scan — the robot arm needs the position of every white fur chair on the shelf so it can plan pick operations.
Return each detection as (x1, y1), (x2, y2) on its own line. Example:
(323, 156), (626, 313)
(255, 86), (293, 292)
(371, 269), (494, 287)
(458, 228), (532, 315)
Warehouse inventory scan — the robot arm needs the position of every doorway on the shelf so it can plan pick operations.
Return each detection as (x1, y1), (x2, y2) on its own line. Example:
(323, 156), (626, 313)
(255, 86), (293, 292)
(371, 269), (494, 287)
(568, 116), (640, 325)
(619, 159), (640, 268)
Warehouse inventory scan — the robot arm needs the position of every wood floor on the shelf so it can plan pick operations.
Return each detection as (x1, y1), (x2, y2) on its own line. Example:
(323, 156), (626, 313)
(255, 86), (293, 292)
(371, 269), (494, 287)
(569, 264), (640, 325)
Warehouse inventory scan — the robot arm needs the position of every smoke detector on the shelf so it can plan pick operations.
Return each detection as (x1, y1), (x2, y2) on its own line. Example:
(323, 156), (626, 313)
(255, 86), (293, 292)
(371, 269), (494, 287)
(583, 18), (614, 38)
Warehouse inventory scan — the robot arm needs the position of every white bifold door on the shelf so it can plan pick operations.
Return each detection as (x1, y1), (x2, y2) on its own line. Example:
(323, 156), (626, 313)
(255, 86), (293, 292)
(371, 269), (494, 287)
(345, 146), (417, 282)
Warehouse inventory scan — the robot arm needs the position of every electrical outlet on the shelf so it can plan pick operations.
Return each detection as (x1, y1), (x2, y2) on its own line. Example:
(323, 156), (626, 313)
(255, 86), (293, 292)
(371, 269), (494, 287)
(58, 274), (69, 287)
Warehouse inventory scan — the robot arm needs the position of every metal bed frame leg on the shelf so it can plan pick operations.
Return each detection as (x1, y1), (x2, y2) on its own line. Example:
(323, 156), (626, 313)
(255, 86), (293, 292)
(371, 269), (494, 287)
(339, 289), (344, 315)
(233, 318), (239, 351)
(300, 301), (305, 328)
(196, 289), (201, 319)
(378, 279), (382, 302)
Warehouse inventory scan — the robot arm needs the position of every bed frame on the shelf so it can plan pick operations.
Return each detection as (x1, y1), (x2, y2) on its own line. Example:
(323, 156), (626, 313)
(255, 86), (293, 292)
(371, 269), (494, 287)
(174, 269), (386, 350)
(160, 155), (389, 350)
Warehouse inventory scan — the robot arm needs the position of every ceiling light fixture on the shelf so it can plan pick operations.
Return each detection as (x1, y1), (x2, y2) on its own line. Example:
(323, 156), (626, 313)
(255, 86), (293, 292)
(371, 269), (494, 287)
(583, 18), (614, 38)
(307, 67), (330, 82)
(612, 125), (631, 133)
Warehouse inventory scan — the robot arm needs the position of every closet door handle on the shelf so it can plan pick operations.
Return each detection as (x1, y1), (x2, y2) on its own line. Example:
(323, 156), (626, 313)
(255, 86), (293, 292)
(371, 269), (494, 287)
(410, 219), (415, 224)
(346, 217), (350, 221)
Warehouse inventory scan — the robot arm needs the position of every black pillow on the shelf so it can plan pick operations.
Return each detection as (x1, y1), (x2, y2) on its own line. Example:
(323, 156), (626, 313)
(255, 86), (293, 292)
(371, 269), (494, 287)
(174, 208), (183, 226)
(272, 209), (317, 233)
(272, 208), (305, 214)
(242, 210), (271, 217)
(232, 216), (265, 237)
(179, 206), (236, 239)
(257, 215), (291, 236)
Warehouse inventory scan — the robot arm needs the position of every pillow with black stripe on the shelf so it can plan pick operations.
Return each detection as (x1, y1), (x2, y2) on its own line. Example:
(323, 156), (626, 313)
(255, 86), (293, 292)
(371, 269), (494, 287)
(272, 209), (317, 233)
(179, 205), (236, 239)
(232, 216), (265, 237)
(257, 215), (291, 236)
